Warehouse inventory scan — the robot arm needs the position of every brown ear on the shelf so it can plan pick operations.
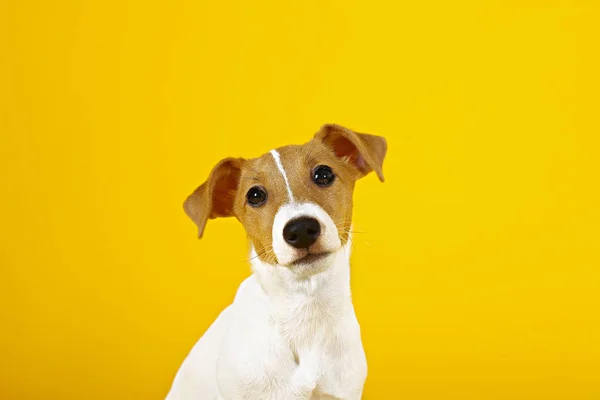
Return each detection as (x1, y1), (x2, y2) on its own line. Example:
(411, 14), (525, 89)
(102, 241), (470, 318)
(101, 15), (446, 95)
(183, 157), (244, 238)
(315, 124), (387, 182)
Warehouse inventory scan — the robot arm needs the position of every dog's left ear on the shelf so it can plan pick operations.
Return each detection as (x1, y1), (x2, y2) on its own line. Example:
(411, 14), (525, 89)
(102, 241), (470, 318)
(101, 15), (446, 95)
(183, 157), (244, 238)
(315, 124), (387, 182)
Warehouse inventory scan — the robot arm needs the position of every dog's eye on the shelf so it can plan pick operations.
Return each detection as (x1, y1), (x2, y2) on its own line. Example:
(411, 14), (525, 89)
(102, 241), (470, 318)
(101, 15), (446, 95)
(246, 186), (267, 207)
(313, 165), (335, 187)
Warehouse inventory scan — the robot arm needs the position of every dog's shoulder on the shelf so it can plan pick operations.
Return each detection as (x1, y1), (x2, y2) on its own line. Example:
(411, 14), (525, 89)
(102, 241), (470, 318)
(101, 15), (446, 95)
(230, 274), (270, 326)
(233, 274), (265, 303)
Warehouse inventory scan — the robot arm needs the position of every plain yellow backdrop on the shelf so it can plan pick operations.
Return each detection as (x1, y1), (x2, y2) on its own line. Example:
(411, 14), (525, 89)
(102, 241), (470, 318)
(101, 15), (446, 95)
(1, 0), (599, 399)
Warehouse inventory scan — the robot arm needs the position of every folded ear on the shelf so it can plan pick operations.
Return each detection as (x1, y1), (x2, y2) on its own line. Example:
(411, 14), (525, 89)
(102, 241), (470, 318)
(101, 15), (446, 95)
(183, 157), (244, 238)
(315, 124), (387, 182)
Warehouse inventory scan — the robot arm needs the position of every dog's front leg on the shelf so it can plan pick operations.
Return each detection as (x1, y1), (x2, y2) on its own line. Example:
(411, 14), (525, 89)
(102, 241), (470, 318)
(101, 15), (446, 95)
(283, 344), (322, 400)
(286, 364), (319, 398)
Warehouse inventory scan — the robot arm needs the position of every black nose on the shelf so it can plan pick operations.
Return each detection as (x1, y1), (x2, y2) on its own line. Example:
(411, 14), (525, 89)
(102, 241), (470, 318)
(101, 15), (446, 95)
(283, 217), (321, 249)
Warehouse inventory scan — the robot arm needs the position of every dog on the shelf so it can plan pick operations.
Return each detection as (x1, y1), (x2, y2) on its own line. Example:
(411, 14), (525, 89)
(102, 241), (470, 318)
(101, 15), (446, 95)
(166, 124), (387, 400)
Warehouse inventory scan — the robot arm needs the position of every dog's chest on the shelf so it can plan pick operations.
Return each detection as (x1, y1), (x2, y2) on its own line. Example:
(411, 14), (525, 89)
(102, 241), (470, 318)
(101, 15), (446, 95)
(278, 294), (367, 398)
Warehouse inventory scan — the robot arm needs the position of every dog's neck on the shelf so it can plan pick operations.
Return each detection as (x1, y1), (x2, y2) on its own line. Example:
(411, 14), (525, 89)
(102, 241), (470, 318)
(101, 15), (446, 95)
(250, 245), (354, 330)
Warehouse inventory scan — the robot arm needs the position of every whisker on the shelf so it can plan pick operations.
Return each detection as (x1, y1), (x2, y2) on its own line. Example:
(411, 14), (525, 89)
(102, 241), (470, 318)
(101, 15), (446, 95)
(243, 253), (261, 262)
(335, 222), (354, 231)
(241, 245), (274, 263)
(346, 234), (357, 251)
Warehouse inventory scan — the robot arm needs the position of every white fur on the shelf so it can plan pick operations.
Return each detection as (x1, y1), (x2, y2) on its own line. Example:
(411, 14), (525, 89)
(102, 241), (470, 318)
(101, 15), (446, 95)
(166, 205), (366, 400)
(270, 149), (295, 202)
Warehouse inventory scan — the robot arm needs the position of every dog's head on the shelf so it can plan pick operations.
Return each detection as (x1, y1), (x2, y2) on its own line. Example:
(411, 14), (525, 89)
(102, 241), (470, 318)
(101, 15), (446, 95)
(184, 124), (387, 269)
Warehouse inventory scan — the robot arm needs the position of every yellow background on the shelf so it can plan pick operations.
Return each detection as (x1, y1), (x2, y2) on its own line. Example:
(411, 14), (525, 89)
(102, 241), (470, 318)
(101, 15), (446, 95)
(1, 0), (599, 399)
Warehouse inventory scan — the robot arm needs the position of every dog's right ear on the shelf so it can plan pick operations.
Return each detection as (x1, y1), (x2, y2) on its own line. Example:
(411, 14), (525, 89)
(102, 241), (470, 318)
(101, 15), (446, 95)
(183, 157), (244, 238)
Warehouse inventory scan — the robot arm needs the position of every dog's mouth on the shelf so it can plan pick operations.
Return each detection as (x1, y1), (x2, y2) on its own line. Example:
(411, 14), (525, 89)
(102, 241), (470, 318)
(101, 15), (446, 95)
(290, 252), (331, 266)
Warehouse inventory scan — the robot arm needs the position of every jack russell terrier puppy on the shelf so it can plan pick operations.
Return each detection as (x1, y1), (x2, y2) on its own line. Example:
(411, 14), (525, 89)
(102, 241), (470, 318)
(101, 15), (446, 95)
(166, 124), (387, 400)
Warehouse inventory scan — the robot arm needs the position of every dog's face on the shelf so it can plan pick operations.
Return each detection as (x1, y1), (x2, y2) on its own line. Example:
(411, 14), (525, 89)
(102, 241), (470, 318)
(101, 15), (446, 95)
(184, 124), (386, 268)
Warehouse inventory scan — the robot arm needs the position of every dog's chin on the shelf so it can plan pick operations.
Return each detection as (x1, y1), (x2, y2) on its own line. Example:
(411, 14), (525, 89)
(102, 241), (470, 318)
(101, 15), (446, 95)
(291, 252), (331, 265)
(282, 251), (336, 275)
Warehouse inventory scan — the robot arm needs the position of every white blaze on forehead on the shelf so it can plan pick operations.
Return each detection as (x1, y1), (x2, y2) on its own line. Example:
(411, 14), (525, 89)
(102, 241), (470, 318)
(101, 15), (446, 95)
(270, 149), (295, 202)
